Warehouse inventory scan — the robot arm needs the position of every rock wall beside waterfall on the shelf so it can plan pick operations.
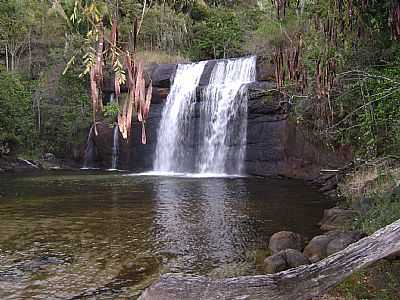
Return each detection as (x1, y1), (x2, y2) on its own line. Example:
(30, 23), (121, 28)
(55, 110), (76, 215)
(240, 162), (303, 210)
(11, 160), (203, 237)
(95, 62), (351, 178)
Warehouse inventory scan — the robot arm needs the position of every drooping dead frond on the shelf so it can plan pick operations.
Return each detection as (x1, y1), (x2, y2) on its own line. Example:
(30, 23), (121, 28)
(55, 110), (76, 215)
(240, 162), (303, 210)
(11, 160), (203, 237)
(391, 1), (400, 40)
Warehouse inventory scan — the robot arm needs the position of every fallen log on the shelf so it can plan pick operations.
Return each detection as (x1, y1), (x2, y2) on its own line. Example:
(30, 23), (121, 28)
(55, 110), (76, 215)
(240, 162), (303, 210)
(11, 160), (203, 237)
(139, 219), (400, 300)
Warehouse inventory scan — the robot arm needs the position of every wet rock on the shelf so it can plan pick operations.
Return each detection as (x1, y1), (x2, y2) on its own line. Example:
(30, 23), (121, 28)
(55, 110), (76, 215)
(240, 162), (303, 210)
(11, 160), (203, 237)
(285, 249), (310, 267)
(319, 178), (338, 193)
(303, 235), (333, 263)
(264, 249), (310, 274)
(326, 231), (364, 256)
(256, 56), (275, 82)
(43, 152), (56, 161)
(151, 64), (177, 88)
(319, 207), (358, 231)
(151, 87), (169, 104)
(264, 252), (287, 274)
(198, 60), (217, 86)
(269, 231), (305, 254)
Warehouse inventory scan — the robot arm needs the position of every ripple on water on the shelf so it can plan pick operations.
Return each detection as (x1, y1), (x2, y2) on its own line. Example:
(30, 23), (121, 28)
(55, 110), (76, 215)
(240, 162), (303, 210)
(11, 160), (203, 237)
(0, 170), (333, 299)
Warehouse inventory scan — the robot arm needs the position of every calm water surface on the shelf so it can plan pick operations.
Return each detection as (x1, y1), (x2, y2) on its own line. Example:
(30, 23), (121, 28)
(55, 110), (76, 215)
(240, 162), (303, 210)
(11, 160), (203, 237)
(0, 171), (333, 299)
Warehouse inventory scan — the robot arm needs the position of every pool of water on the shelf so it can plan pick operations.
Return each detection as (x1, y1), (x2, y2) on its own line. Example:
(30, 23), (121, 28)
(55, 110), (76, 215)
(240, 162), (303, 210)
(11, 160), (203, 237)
(0, 171), (333, 299)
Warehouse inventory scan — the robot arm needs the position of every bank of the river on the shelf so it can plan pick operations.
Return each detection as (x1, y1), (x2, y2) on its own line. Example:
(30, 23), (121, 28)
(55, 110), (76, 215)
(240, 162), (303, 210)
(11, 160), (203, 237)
(315, 159), (400, 299)
(0, 155), (80, 173)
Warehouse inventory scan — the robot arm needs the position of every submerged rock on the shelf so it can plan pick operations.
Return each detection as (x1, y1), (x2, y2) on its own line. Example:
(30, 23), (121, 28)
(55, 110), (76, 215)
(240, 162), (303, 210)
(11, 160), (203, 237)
(269, 231), (305, 254)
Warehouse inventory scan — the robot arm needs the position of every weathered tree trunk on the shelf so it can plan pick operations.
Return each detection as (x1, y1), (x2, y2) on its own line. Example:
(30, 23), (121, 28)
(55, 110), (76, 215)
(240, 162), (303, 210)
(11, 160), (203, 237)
(5, 44), (9, 71)
(139, 219), (400, 300)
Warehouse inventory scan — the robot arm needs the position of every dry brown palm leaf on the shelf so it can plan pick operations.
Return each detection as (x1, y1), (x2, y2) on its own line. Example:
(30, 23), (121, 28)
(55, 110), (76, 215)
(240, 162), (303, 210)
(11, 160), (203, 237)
(141, 121), (147, 145)
(144, 80), (153, 120)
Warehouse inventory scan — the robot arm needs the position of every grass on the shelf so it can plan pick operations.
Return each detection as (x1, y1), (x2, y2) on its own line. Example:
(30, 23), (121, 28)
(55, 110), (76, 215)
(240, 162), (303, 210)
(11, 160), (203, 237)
(338, 158), (400, 205)
(136, 50), (191, 64)
(330, 158), (400, 299)
(330, 261), (400, 300)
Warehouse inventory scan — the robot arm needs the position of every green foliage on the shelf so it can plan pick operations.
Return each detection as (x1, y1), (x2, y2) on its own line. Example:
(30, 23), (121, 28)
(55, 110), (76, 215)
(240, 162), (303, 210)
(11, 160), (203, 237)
(103, 101), (120, 125)
(191, 8), (243, 59)
(354, 187), (400, 235)
(335, 57), (400, 158)
(38, 69), (91, 158)
(134, 5), (192, 55)
(334, 260), (400, 299)
(0, 67), (36, 155)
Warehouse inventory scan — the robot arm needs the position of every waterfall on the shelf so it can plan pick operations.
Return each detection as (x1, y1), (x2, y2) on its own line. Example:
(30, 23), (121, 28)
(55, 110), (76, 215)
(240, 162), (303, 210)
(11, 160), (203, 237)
(110, 125), (119, 170)
(198, 56), (256, 174)
(153, 61), (207, 173)
(82, 125), (96, 169)
(153, 56), (256, 176)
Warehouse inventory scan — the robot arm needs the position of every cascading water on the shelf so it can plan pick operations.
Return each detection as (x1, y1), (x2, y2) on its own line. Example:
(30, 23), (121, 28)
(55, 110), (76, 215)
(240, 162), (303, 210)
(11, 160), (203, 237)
(153, 61), (207, 173)
(198, 56), (256, 174)
(110, 125), (119, 170)
(153, 56), (256, 176)
(82, 125), (96, 169)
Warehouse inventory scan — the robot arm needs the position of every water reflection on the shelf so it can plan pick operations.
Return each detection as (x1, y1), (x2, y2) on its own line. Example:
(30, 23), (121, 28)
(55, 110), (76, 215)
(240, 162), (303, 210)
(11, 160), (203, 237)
(0, 171), (333, 299)
(153, 178), (255, 273)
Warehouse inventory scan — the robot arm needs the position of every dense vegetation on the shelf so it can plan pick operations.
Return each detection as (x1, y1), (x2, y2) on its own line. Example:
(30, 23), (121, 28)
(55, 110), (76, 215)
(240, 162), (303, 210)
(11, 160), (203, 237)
(1, 0), (399, 159)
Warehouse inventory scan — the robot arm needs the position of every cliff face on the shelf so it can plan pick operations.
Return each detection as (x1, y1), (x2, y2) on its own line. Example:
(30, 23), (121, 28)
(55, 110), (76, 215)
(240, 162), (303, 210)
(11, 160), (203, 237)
(94, 63), (351, 179)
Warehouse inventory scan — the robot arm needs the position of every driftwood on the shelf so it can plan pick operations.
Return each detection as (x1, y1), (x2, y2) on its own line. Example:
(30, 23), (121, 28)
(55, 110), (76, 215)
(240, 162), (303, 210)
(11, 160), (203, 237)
(139, 219), (400, 300)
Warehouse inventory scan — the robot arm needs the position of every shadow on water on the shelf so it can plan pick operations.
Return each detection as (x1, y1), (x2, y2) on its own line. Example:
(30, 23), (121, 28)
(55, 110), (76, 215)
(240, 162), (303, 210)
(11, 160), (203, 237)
(0, 170), (334, 299)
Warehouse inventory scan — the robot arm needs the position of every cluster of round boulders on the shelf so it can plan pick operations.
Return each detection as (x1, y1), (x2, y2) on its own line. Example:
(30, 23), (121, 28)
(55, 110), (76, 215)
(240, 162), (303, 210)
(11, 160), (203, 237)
(303, 231), (364, 263)
(264, 231), (309, 274)
(264, 208), (365, 273)
(269, 231), (305, 254)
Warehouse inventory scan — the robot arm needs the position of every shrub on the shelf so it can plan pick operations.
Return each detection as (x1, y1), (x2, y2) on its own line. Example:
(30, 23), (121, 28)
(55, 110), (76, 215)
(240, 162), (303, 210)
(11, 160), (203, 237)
(0, 68), (36, 155)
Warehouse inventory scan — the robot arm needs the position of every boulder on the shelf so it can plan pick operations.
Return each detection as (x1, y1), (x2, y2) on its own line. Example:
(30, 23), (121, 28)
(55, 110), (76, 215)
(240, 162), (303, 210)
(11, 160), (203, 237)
(319, 207), (358, 231)
(285, 249), (310, 268)
(152, 87), (170, 104)
(303, 234), (333, 263)
(264, 251), (287, 274)
(43, 152), (56, 161)
(264, 249), (310, 274)
(256, 56), (275, 82)
(269, 231), (305, 254)
(326, 231), (364, 256)
(198, 60), (217, 86)
(151, 64), (177, 88)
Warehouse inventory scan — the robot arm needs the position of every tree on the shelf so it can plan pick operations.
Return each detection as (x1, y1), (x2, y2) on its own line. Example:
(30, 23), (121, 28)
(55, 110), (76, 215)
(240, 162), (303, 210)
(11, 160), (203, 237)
(0, 0), (39, 72)
(192, 8), (242, 59)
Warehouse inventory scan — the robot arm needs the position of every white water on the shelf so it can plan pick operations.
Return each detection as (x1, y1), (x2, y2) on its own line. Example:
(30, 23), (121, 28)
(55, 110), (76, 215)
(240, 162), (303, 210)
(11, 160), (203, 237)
(153, 61), (207, 172)
(198, 56), (256, 174)
(82, 125), (95, 169)
(110, 125), (119, 170)
(153, 56), (256, 176)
